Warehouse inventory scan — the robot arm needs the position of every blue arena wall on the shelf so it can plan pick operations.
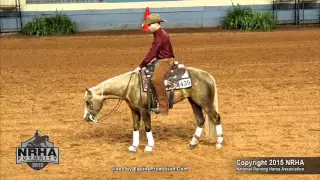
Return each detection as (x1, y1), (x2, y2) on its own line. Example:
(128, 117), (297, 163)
(1, 2), (319, 32)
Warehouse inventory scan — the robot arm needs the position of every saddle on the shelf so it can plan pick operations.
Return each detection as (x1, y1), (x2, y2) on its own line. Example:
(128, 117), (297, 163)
(140, 60), (192, 113)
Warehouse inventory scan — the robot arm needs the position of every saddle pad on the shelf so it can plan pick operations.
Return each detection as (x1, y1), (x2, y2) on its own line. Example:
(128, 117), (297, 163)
(140, 64), (192, 92)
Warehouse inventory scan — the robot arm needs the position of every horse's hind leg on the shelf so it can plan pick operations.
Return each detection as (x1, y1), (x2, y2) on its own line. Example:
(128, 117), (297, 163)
(203, 107), (223, 149)
(187, 98), (206, 150)
(189, 96), (223, 149)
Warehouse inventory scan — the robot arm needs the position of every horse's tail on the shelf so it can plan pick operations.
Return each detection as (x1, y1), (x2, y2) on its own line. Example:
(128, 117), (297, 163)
(204, 73), (219, 137)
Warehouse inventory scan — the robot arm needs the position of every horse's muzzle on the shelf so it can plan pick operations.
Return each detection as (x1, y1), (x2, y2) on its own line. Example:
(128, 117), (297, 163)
(84, 114), (99, 123)
(84, 114), (92, 122)
(84, 115), (90, 122)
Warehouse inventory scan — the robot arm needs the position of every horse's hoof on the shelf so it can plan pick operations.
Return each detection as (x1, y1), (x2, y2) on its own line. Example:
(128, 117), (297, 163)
(188, 144), (197, 150)
(216, 143), (222, 149)
(128, 145), (138, 153)
(144, 145), (153, 152)
(217, 136), (224, 144)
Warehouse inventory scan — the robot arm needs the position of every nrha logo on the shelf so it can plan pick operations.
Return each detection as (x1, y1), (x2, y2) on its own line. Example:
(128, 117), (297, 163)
(16, 130), (59, 170)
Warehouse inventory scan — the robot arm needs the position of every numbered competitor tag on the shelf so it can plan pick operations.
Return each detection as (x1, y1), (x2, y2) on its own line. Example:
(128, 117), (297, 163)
(178, 78), (192, 89)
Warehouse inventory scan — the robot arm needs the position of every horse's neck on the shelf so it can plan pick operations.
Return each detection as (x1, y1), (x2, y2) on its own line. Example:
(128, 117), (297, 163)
(91, 71), (135, 100)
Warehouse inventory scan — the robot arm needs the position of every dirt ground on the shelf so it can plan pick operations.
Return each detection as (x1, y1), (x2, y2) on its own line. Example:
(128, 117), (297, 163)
(0, 27), (319, 180)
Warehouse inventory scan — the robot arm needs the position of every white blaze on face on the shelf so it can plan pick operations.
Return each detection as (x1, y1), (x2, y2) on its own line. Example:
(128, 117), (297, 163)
(84, 105), (88, 119)
(84, 91), (88, 119)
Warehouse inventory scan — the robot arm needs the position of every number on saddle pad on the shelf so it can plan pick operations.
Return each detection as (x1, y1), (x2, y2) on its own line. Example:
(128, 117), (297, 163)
(178, 78), (192, 89)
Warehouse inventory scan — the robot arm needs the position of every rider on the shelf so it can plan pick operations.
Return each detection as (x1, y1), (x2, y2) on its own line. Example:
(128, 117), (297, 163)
(133, 14), (174, 115)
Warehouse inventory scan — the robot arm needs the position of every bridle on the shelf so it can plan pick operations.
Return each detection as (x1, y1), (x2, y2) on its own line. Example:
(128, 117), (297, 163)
(85, 71), (136, 123)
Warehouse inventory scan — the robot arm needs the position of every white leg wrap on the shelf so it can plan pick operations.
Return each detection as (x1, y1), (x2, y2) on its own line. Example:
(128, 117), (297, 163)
(216, 124), (223, 135)
(216, 124), (223, 148)
(195, 127), (203, 137)
(190, 137), (198, 145)
(191, 127), (202, 145)
(146, 131), (154, 146)
(133, 130), (139, 147)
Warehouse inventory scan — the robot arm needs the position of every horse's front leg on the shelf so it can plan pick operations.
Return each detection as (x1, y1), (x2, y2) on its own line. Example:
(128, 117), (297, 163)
(142, 110), (154, 152)
(129, 110), (141, 153)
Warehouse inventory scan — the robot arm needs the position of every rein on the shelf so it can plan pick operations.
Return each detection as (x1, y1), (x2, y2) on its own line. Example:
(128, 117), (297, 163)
(94, 72), (136, 123)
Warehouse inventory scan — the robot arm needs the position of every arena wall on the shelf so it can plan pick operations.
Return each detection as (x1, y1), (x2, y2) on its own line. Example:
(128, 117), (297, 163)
(0, 0), (319, 32)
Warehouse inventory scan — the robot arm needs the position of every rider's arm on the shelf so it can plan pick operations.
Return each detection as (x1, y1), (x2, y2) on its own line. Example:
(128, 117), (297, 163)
(139, 37), (162, 68)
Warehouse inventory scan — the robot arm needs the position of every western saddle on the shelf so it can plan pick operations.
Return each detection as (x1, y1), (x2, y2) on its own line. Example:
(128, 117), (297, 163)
(140, 60), (192, 114)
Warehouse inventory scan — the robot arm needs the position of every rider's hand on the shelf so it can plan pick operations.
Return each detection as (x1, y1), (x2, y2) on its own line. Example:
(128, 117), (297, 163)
(133, 66), (141, 74)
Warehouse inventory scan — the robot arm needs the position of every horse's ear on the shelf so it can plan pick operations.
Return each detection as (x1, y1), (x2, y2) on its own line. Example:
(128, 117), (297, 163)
(86, 88), (92, 95)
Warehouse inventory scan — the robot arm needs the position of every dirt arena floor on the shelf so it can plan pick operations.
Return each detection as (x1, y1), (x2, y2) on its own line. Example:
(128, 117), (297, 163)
(1, 27), (319, 180)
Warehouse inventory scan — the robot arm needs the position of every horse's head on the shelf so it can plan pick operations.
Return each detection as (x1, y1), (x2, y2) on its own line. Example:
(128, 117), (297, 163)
(83, 88), (103, 123)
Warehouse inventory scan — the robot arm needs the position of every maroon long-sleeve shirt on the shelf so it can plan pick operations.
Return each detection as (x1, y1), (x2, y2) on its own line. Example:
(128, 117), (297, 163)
(139, 28), (174, 68)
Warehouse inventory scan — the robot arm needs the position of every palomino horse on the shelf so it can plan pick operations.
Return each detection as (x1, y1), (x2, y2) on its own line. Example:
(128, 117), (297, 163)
(83, 67), (223, 153)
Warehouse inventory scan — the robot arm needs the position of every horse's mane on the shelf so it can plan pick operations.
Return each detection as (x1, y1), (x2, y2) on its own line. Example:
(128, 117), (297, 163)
(86, 71), (135, 95)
